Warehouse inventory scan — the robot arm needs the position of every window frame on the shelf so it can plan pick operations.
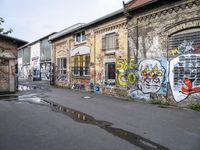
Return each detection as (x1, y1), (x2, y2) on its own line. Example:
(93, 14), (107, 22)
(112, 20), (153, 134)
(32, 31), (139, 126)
(105, 62), (116, 85)
(75, 31), (86, 44)
(72, 55), (90, 77)
(102, 32), (119, 51)
(57, 57), (67, 79)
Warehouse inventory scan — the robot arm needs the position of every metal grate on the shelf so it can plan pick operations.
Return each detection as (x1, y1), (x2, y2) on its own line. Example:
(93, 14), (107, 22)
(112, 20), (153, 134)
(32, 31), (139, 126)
(168, 30), (200, 50)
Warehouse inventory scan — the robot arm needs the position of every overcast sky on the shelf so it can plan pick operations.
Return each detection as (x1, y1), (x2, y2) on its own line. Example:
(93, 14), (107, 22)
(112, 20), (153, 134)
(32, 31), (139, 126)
(1, 0), (128, 42)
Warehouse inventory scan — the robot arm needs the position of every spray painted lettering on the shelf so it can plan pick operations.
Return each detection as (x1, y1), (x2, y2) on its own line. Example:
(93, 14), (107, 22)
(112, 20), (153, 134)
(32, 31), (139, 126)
(116, 59), (137, 87)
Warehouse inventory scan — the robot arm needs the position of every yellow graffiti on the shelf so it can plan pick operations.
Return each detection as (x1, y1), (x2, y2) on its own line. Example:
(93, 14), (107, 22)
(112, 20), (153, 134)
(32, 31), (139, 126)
(169, 48), (179, 56)
(116, 59), (137, 86)
(116, 60), (127, 71)
(129, 59), (135, 69)
(117, 73), (128, 87)
(128, 73), (137, 85)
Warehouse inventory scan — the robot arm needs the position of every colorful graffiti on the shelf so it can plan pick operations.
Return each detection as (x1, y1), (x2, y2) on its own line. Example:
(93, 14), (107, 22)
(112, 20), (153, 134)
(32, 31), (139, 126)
(72, 83), (85, 90)
(138, 59), (166, 94)
(129, 90), (150, 100)
(116, 59), (137, 87)
(94, 84), (102, 94)
(169, 40), (196, 56)
(169, 53), (200, 102)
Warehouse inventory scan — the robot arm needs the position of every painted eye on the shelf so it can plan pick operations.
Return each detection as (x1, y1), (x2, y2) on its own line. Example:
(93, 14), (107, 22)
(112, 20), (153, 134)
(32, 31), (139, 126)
(141, 71), (147, 76)
(157, 71), (163, 76)
(153, 67), (158, 71)
(149, 72), (155, 77)
(145, 67), (150, 71)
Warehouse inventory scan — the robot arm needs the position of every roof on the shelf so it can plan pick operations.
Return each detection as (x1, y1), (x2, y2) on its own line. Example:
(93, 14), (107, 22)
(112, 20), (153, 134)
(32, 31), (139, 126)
(126, 0), (158, 11)
(49, 9), (124, 41)
(0, 34), (28, 47)
(19, 32), (56, 49)
(0, 50), (16, 59)
(49, 23), (85, 41)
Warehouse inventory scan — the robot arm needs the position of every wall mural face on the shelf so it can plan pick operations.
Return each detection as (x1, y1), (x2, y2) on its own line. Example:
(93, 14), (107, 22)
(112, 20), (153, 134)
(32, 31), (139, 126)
(169, 53), (200, 102)
(138, 59), (166, 94)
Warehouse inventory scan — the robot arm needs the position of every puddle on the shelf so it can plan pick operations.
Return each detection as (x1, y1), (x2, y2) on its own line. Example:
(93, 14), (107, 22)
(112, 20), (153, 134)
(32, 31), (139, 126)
(0, 94), (47, 106)
(18, 85), (35, 91)
(0, 94), (169, 149)
(82, 96), (92, 99)
(18, 85), (42, 91)
(47, 100), (169, 150)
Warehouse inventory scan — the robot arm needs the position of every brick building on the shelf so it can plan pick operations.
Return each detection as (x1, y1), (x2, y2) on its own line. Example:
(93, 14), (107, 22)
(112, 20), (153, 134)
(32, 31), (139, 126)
(125, 0), (200, 104)
(0, 34), (27, 93)
(49, 9), (128, 97)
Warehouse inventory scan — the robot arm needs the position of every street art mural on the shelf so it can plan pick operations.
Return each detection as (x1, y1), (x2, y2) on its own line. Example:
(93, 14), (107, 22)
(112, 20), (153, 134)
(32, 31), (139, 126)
(168, 37), (200, 102)
(128, 90), (150, 100)
(138, 59), (166, 94)
(116, 59), (137, 87)
(41, 63), (51, 80)
(72, 83), (85, 90)
(169, 53), (200, 102)
(116, 59), (128, 87)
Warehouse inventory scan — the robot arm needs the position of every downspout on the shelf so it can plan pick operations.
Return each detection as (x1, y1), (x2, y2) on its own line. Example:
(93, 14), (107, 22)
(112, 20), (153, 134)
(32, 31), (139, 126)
(94, 34), (96, 85)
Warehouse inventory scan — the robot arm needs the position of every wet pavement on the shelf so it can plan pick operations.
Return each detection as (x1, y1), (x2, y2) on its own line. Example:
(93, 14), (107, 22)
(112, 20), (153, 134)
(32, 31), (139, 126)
(0, 89), (168, 150)
(0, 80), (200, 150)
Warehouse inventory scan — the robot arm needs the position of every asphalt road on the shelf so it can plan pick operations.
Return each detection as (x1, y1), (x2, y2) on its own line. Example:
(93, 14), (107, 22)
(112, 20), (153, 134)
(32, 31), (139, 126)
(0, 98), (140, 150)
(0, 80), (200, 150)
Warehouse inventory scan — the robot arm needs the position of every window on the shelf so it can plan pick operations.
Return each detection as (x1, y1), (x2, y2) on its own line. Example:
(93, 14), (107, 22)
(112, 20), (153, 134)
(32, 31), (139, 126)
(57, 58), (67, 77)
(72, 55), (90, 76)
(105, 62), (116, 85)
(102, 33), (119, 51)
(75, 31), (86, 44)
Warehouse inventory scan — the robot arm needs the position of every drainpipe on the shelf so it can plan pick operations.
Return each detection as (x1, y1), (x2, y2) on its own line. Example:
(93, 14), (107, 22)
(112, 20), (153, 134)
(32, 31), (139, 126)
(94, 34), (96, 85)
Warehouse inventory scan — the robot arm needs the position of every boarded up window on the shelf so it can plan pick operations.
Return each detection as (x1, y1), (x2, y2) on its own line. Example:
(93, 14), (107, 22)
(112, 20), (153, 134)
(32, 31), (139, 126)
(102, 33), (119, 51)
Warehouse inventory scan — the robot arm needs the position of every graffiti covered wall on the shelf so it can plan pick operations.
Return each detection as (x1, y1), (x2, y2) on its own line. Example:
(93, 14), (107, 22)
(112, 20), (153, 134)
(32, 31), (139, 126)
(127, 0), (200, 103)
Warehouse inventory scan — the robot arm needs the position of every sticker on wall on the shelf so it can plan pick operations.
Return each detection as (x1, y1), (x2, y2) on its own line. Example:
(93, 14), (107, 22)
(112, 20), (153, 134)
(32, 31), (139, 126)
(169, 54), (200, 102)
(138, 59), (166, 94)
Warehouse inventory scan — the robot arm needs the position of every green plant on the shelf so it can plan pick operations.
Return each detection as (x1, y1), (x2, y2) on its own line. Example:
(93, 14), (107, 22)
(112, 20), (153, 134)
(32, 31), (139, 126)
(150, 99), (170, 108)
(190, 103), (200, 111)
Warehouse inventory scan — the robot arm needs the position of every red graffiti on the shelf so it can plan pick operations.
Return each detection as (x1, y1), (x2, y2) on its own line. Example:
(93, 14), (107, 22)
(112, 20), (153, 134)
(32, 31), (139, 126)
(181, 77), (200, 94)
(195, 44), (200, 52)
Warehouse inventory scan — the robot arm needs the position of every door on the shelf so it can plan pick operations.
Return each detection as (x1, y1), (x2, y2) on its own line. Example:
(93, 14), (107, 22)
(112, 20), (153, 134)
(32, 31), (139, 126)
(0, 59), (9, 92)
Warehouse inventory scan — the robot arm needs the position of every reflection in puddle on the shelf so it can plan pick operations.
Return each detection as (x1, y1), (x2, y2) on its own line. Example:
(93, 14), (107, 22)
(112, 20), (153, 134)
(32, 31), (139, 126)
(47, 100), (169, 150)
(18, 96), (41, 103)
(18, 85), (34, 91)
(18, 85), (42, 91)
(0, 94), (46, 106)
(1, 94), (169, 149)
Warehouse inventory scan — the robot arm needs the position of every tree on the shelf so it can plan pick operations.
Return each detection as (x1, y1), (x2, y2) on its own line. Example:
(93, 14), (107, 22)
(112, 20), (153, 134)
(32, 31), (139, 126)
(0, 17), (13, 35)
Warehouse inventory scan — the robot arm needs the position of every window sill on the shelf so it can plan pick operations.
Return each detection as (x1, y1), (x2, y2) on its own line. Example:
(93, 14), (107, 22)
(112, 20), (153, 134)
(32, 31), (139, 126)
(74, 41), (87, 46)
(104, 50), (115, 55)
(72, 75), (90, 79)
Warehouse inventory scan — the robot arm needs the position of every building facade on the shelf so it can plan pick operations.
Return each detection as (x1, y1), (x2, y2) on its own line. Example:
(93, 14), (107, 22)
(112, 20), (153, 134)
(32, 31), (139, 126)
(0, 34), (27, 93)
(18, 33), (55, 81)
(125, 0), (200, 104)
(49, 10), (128, 97)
